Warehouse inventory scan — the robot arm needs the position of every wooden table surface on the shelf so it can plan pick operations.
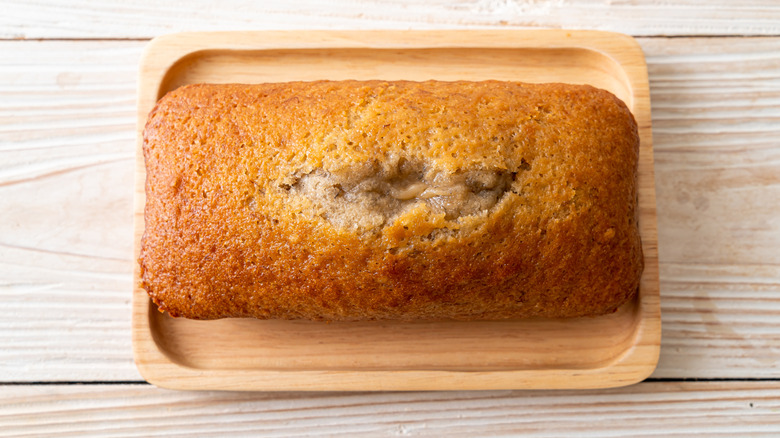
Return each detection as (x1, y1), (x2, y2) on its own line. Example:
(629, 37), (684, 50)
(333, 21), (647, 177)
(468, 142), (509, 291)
(1, 1), (779, 436)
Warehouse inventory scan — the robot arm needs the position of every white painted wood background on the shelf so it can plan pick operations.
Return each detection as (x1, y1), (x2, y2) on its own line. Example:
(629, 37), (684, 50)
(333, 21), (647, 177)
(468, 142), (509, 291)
(1, 0), (779, 435)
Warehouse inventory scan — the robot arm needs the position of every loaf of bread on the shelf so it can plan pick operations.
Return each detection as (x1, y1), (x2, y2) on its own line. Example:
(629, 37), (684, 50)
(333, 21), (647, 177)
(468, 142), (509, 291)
(139, 80), (642, 321)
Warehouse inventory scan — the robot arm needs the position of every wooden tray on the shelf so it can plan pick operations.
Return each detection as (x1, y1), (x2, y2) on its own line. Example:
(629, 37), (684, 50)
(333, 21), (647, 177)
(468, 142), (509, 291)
(132, 30), (660, 391)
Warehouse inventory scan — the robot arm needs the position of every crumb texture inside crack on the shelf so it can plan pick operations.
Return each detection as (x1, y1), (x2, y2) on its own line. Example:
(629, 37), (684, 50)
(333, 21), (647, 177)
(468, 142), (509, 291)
(285, 161), (515, 232)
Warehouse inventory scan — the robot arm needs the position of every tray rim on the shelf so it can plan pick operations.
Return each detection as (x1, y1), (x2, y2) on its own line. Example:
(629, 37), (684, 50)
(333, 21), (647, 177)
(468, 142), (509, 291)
(132, 29), (660, 391)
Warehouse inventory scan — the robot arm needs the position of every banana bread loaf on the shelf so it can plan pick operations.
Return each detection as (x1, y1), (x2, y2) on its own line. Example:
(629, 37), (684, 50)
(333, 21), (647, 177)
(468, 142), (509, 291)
(139, 80), (643, 321)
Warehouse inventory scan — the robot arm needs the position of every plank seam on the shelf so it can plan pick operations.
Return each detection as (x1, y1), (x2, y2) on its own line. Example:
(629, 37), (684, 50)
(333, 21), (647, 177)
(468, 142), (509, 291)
(646, 377), (780, 382)
(0, 37), (151, 41)
(0, 381), (150, 385)
(1, 34), (780, 42)
(2, 378), (780, 386)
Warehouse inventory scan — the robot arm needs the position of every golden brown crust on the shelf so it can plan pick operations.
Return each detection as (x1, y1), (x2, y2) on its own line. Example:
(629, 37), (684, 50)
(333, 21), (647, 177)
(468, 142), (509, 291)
(140, 80), (642, 321)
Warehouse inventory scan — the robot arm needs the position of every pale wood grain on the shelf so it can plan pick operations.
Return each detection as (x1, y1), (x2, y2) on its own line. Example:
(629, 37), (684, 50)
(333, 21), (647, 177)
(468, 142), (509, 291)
(645, 37), (780, 377)
(1, 382), (779, 436)
(0, 41), (143, 381)
(1, 37), (779, 382)
(2, 0), (780, 39)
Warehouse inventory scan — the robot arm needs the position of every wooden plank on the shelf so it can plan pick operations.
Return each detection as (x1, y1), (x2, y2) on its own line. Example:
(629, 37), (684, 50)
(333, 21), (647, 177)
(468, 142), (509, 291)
(644, 37), (780, 377)
(0, 37), (778, 382)
(0, 382), (779, 436)
(0, 41), (143, 381)
(1, 1), (780, 39)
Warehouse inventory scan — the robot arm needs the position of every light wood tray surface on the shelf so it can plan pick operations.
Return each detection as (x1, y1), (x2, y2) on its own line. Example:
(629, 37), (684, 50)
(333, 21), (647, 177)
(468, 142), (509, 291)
(133, 30), (660, 391)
